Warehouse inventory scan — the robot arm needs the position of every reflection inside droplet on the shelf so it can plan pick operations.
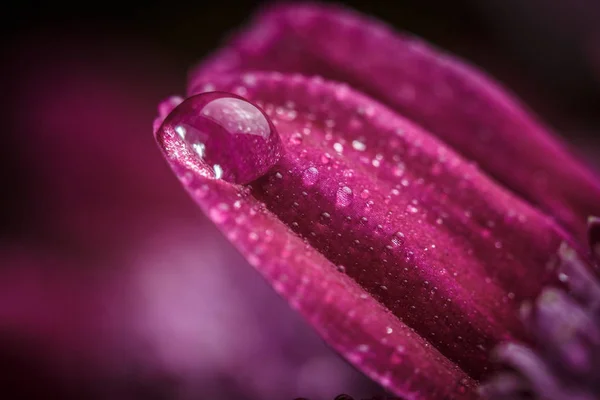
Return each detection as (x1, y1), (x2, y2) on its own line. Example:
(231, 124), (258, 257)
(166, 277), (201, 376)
(158, 92), (283, 184)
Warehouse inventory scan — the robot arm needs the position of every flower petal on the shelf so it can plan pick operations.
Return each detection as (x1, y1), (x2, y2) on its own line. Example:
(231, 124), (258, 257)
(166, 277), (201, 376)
(156, 141), (477, 400)
(156, 72), (574, 396)
(190, 2), (600, 242)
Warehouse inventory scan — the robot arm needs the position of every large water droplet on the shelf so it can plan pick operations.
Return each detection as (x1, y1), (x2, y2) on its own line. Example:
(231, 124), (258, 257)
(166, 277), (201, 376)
(158, 92), (283, 184)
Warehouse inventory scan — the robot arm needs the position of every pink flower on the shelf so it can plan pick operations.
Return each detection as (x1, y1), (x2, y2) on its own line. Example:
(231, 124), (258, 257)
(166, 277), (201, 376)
(154, 3), (600, 399)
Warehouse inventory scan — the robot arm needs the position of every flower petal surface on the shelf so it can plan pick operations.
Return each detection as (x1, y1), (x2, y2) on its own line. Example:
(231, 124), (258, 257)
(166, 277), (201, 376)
(190, 3), (600, 242)
(156, 71), (574, 397)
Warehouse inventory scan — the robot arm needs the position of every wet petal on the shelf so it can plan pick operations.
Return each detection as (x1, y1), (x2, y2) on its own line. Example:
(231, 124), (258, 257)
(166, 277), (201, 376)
(156, 73), (574, 397)
(190, 2), (600, 242)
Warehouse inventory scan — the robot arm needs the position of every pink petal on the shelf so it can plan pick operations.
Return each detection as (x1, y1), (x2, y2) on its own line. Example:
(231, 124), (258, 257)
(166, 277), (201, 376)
(190, 2), (600, 242)
(156, 73), (574, 397)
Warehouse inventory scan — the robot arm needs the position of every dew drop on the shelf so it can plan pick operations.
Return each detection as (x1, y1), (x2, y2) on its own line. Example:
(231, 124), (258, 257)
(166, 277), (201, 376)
(392, 162), (405, 177)
(391, 231), (405, 247)
(157, 92), (283, 184)
(209, 206), (227, 223)
(336, 186), (353, 207)
(289, 132), (303, 145)
(302, 167), (319, 185)
(357, 344), (370, 353)
(406, 205), (419, 214)
(352, 139), (366, 151)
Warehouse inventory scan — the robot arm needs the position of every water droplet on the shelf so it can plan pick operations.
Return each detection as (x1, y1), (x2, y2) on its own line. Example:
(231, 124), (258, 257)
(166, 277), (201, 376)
(336, 186), (353, 207)
(352, 139), (366, 151)
(392, 162), (405, 177)
(289, 132), (303, 145)
(558, 273), (569, 282)
(391, 231), (405, 247)
(157, 92), (283, 184)
(406, 205), (419, 214)
(357, 344), (370, 353)
(209, 206), (227, 223)
(302, 167), (319, 185)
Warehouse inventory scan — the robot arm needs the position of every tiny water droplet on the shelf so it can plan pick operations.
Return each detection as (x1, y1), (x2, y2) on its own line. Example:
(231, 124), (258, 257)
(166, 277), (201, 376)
(213, 164), (223, 179)
(289, 132), (303, 145)
(302, 167), (319, 185)
(357, 344), (370, 353)
(320, 153), (332, 164)
(352, 139), (366, 151)
(336, 186), (353, 207)
(392, 163), (405, 177)
(391, 231), (405, 247)
(406, 205), (419, 214)
(558, 273), (569, 282)
(157, 92), (283, 184)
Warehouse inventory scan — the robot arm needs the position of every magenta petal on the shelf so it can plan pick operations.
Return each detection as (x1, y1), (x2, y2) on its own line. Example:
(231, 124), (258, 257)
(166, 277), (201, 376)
(190, 2), (600, 242)
(155, 72), (577, 397)
(155, 134), (476, 400)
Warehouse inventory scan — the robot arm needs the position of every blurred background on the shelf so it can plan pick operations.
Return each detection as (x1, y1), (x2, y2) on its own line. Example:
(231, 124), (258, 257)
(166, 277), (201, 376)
(1, 0), (599, 399)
